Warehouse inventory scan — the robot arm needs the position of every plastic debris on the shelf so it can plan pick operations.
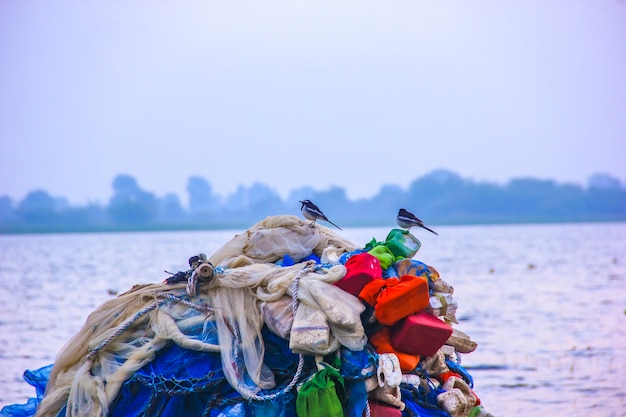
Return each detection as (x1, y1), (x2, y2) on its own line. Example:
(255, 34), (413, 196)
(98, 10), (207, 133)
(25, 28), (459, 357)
(1, 215), (491, 417)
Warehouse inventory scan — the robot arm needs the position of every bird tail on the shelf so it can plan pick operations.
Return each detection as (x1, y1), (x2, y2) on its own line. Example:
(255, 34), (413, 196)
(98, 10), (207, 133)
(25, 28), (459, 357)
(422, 224), (438, 236)
(326, 219), (343, 231)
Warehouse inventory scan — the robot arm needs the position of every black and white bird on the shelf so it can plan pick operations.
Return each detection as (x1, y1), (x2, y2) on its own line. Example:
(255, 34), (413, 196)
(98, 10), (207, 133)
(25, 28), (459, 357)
(397, 208), (438, 235)
(299, 199), (342, 230)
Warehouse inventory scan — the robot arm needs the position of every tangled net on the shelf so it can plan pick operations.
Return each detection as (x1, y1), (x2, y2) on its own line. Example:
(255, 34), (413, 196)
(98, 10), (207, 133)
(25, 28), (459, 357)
(2, 214), (492, 417)
(34, 215), (361, 417)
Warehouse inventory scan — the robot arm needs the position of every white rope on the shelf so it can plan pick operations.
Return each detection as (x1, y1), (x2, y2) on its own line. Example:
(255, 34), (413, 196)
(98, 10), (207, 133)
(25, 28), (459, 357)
(236, 262), (315, 401)
(87, 293), (212, 360)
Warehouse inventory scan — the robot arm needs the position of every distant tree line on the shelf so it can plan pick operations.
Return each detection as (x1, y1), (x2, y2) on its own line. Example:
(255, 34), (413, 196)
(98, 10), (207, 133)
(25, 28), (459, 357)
(0, 169), (624, 233)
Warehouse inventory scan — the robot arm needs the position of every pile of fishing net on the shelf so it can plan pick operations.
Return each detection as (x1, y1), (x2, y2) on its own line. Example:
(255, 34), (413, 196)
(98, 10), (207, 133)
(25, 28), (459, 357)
(1, 215), (493, 417)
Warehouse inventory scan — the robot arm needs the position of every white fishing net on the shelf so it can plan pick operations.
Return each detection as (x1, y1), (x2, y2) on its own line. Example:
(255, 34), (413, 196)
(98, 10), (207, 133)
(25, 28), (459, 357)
(34, 215), (361, 417)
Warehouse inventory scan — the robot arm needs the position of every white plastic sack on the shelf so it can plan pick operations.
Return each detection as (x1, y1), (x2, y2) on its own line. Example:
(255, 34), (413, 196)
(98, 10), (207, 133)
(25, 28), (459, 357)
(297, 278), (367, 351)
(289, 302), (339, 355)
(260, 296), (294, 339)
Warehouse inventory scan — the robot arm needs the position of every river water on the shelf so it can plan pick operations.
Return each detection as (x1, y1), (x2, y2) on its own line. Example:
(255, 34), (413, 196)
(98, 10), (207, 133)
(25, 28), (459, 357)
(0, 222), (625, 416)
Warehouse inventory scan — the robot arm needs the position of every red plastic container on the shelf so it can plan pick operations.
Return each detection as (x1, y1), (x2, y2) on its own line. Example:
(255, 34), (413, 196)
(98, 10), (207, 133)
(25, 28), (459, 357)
(390, 311), (453, 357)
(335, 253), (382, 296)
(369, 328), (420, 372)
(368, 400), (402, 417)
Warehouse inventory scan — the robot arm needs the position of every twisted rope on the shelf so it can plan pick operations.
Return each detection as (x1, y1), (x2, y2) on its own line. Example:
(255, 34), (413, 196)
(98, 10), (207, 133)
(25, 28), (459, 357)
(235, 262), (315, 401)
(87, 293), (213, 360)
(158, 293), (214, 315)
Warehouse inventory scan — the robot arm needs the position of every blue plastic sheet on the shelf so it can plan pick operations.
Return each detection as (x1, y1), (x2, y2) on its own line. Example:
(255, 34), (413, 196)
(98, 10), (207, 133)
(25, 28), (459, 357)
(0, 364), (53, 417)
(2, 334), (478, 417)
(401, 384), (452, 417)
(445, 359), (474, 389)
(2, 331), (386, 417)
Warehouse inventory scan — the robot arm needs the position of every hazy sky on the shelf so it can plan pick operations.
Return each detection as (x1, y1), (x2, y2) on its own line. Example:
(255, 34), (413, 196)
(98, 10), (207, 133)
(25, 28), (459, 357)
(1, 0), (625, 205)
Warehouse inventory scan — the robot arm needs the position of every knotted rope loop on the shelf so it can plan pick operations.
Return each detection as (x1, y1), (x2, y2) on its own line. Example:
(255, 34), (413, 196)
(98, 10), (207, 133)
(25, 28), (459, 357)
(234, 262), (316, 401)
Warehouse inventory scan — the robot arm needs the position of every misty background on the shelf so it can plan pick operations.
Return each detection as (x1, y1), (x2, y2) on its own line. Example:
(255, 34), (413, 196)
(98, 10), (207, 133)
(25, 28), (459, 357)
(2, 1), (625, 233)
(1, 1), (626, 211)
(1, 169), (624, 233)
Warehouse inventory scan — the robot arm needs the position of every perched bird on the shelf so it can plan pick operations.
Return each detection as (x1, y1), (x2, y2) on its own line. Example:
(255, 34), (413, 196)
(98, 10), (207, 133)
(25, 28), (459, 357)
(299, 199), (342, 230)
(397, 208), (438, 235)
